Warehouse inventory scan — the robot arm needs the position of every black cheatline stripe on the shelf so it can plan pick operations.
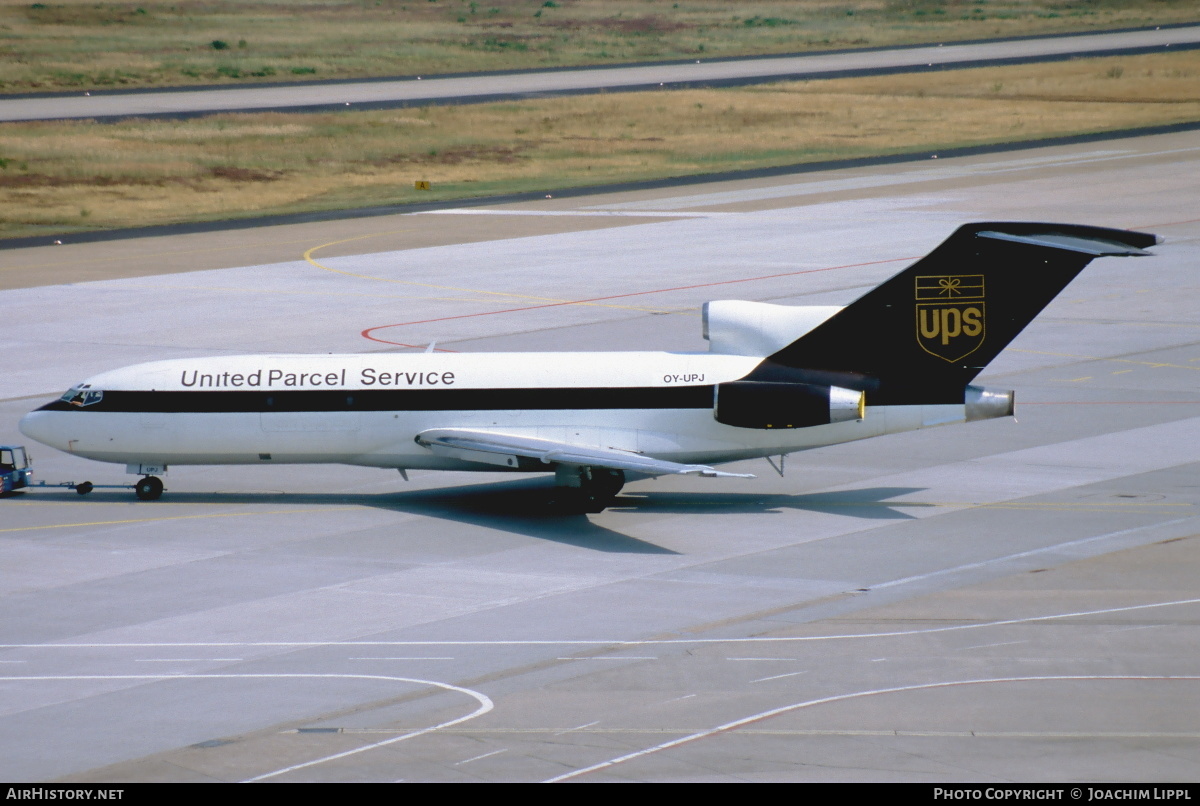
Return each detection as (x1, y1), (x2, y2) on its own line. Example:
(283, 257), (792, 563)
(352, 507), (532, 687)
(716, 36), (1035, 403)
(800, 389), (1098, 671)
(38, 386), (716, 414)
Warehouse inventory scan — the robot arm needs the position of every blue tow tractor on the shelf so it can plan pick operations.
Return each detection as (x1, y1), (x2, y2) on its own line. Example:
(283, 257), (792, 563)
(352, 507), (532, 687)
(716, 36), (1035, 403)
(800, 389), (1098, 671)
(0, 445), (136, 497)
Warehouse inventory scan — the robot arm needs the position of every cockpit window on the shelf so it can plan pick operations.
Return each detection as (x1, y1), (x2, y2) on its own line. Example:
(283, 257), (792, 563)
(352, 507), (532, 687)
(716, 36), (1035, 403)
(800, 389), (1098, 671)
(60, 384), (103, 407)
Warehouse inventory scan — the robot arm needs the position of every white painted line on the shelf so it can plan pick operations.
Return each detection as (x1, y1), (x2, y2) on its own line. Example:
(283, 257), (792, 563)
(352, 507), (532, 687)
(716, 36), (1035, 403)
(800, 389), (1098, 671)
(870, 517), (1198, 591)
(724, 652), (792, 662)
(0, 672), (493, 782)
(6, 599), (1199, 651)
(556, 656), (658, 661)
(543, 675), (1200, 782)
(455, 749), (507, 765)
(963, 641), (1028, 651)
(251, 726), (1200, 739)
(135, 658), (243, 662)
(554, 721), (600, 736)
(661, 694), (696, 704)
(751, 671), (808, 683)
(245, 676), (493, 782)
(349, 657), (456, 661)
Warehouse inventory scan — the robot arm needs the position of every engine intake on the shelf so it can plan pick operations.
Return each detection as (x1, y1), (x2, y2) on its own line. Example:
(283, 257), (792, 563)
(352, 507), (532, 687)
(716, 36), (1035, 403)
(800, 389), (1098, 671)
(703, 300), (843, 356)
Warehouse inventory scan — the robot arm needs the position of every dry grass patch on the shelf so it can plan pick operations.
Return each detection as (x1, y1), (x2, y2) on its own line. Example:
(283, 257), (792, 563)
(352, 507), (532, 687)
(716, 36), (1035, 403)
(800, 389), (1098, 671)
(0, 0), (1196, 93)
(0, 49), (1198, 239)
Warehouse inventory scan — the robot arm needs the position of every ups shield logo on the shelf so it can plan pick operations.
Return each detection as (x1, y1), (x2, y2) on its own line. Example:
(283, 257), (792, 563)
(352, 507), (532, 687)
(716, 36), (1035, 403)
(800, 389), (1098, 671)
(915, 275), (985, 362)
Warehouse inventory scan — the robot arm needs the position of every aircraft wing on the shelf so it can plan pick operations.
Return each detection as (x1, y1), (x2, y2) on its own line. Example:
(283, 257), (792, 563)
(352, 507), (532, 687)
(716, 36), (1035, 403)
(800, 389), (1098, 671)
(415, 428), (755, 478)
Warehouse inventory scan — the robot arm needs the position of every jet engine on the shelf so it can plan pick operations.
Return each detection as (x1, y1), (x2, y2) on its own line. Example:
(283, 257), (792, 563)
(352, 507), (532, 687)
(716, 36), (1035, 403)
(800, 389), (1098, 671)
(715, 381), (864, 429)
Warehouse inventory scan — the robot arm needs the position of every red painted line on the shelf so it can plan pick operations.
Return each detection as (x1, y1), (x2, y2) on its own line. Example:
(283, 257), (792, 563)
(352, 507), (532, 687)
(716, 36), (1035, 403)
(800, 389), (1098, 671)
(1130, 216), (1200, 230)
(361, 256), (912, 346)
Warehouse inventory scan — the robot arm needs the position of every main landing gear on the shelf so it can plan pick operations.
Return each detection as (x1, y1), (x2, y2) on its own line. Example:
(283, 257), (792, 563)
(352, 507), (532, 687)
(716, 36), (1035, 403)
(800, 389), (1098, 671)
(134, 475), (164, 501)
(552, 466), (625, 514)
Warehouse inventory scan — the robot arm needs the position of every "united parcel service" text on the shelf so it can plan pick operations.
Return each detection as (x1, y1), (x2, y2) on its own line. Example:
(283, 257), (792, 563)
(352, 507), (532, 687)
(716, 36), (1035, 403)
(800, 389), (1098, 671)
(179, 368), (456, 388)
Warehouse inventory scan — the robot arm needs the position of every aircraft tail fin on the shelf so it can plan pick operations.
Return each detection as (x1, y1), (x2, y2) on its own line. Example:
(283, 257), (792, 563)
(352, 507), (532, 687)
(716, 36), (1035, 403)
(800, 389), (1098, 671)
(755, 222), (1158, 405)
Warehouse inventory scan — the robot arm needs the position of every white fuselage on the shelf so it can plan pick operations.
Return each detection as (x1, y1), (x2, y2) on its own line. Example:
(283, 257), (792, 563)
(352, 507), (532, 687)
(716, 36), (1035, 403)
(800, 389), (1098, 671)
(18, 351), (967, 472)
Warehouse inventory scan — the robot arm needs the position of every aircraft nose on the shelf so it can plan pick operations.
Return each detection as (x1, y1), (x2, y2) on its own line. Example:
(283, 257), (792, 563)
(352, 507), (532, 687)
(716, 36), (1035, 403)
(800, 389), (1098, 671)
(18, 409), (65, 449)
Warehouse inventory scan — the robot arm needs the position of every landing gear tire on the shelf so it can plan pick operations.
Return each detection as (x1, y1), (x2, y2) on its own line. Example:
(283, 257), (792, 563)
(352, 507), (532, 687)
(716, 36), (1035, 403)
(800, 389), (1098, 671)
(553, 468), (625, 514)
(75, 481), (93, 495)
(134, 475), (163, 501)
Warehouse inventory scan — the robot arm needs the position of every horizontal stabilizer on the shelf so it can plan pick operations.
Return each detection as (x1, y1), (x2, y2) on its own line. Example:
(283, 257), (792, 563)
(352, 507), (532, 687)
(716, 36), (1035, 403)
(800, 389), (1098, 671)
(977, 229), (1158, 256)
(416, 428), (755, 478)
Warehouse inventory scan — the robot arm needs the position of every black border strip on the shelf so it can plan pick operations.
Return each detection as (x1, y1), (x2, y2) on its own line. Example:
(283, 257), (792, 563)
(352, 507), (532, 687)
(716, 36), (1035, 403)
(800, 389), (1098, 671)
(38, 386), (717, 414)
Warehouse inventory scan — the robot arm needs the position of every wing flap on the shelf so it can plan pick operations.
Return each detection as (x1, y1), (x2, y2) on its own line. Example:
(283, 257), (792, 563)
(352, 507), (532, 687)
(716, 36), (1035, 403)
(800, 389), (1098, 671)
(416, 428), (754, 478)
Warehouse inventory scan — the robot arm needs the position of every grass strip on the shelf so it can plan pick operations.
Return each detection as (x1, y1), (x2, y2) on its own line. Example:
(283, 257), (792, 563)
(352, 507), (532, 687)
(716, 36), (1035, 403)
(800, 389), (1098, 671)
(0, 49), (1197, 241)
(2, 0), (1197, 94)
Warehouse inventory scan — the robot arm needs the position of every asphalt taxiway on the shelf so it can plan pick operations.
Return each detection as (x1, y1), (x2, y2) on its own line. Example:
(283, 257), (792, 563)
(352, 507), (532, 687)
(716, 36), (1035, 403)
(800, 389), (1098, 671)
(4, 24), (1199, 122)
(1, 129), (1198, 782)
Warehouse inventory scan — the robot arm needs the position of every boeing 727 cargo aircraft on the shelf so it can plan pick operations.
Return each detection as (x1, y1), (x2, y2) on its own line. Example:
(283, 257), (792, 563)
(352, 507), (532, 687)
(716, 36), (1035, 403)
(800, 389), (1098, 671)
(19, 222), (1158, 511)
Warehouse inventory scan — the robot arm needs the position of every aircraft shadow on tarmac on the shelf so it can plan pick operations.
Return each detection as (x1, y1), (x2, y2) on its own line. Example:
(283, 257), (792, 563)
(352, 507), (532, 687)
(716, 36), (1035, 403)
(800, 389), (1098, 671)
(23, 479), (930, 554)
(608, 485), (930, 520)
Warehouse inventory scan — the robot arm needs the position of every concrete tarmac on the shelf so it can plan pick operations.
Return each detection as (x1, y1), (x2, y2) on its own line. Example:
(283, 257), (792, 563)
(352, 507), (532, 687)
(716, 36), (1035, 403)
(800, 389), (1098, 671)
(1, 129), (1198, 782)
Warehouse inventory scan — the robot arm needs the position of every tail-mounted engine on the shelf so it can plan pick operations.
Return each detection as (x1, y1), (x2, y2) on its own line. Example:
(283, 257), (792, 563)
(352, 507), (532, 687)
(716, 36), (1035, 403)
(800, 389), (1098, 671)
(715, 381), (864, 429)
